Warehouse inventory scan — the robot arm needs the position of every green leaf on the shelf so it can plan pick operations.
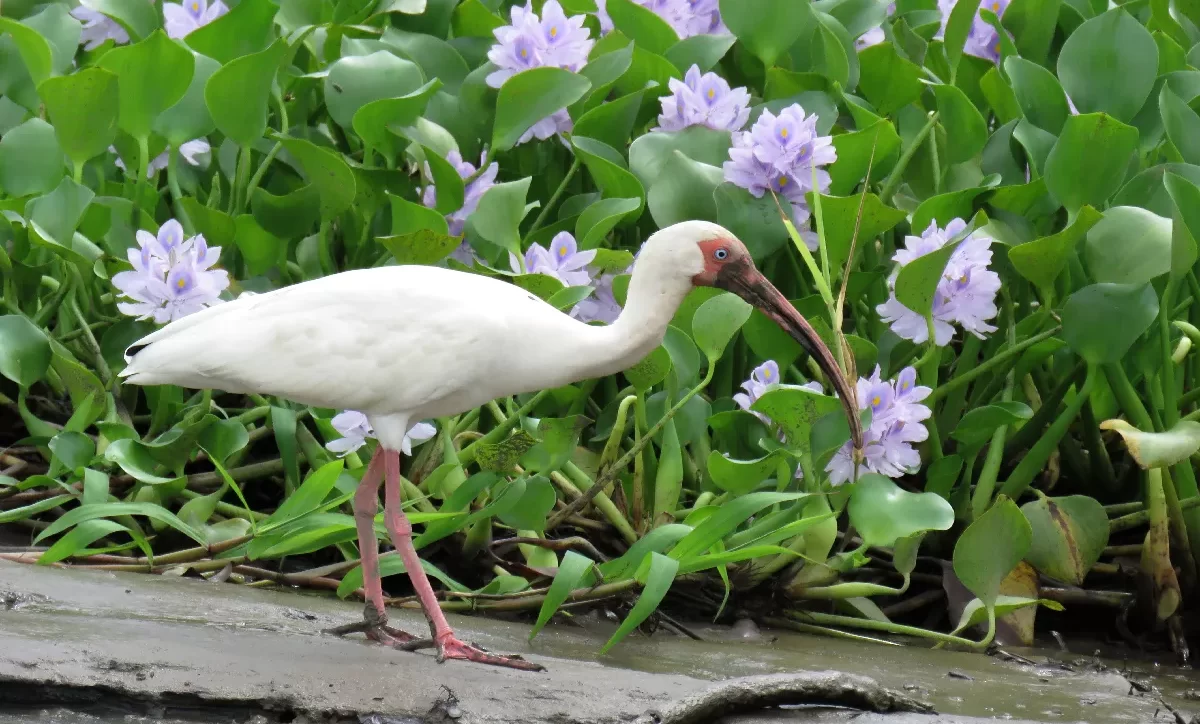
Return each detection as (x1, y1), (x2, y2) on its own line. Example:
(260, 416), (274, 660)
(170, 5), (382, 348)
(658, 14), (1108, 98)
(530, 550), (596, 639)
(422, 146), (464, 216)
(573, 89), (644, 151)
(664, 33), (735, 73)
(934, 84), (987, 164)
(1159, 84), (1200, 166)
(0, 314), (51, 387)
(379, 229), (461, 265)
(707, 450), (784, 496)
(1021, 494), (1109, 586)
(154, 52), (219, 148)
(465, 177), (534, 257)
(951, 401), (1034, 449)
(259, 460), (346, 534)
(1062, 283), (1159, 365)
(624, 345), (672, 392)
(0, 118), (62, 197)
(0, 495), (75, 525)
(49, 430), (95, 471)
(1083, 206), (1172, 285)
(38, 68), (120, 171)
(492, 67), (591, 152)
(495, 475), (556, 532)
(183, 0), (278, 64)
(338, 553), (467, 599)
(103, 439), (175, 484)
(950, 595), (1063, 637)
(25, 177), (100, 268)
(198, 418), (250, 464)
(78, 0), (160, 41)
(324, 50), (425, 129)
(1044, 113), (1139, 213)
(605, 0), (678, 54)
(1100, 419), (1200, 470)
(1057, 8), (1158, 124)
(1003, 56), (1070, 134)
(647, 151), (723, 227)
(97, 30), (193, 140)
(275, 136), (357, 222)
(893, 218), (975, 317)
(719, 0), (813, 68)
(943, 0), (980, 75)
(847, 474), (955, 549)
(572, 136), (646, 205)
(952, 496), (1032, 608)
(671, 491), (809, 561)
(234, 215), (285, 275)
(1001, 0), (1061, 65)
(181, 197), (236, 248)
(692, 291), (752, 363)
(714, 183), (789, 261)
(576, 196), (641, 249)
(629, 125), (731, 190)
(601, 552), (678, 653)
(856, 42), (923, 116)
(911, 187), (992, 232)
(1007, 205), (1102, 290)
(34, 501), (207, 547)
(751, 384), (841, 454)
(382, 28), (469, 94)
(827, 120), (902, 196)
(521, 416), (588, 475)
(38, 519), (131, 566)
(388, 191), (449, 236)
(1165, 172), (1200, 281)
(249, 185), (321, 240)
(0, 16), (52, 85)
(204, 38), (286, 146)
(351, 79), (442, 159)
(809, 192), (905, 277)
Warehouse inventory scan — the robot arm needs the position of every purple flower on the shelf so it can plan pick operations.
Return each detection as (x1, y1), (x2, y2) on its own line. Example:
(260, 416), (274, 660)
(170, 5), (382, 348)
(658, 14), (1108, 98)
(875, 218), (1001, 346)
(517, 108), (574, 146)
(824, 365), (932, 485)
(595, 0), (725, 39)
(420, 149), (499, 237)
(936, 0), (1010, 64)
(113, 220), (230, 324)
(113, 138), (210, 176)
(537, 0), (593, 70)
(571, 272), (624, 324)
(723, 104), (835, 233)
(71, 6), (130, 50)
(163, 0), (228, 39)
(513, 231), (596, 286)
(656, 65), (751, 133)
(733, 360), (784, 425)
(326, 411), (436, 457)
(855, 3), (895, 49)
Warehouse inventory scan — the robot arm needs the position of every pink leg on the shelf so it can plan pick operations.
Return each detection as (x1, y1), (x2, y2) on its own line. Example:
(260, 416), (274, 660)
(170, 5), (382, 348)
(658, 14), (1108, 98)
(326, 448), (418, 646)
(382, 449), (544, 672)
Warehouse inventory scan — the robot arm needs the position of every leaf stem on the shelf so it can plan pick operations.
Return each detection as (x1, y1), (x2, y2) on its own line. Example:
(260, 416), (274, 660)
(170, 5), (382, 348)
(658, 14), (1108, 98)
(524, 155), (580, 242)
(167, 149), (194, 236)
(880, 111), (939, 203)
(926, 326), (1060, 405)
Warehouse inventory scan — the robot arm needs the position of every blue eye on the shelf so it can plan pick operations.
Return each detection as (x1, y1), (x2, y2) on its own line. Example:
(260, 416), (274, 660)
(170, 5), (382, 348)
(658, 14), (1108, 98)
(714, 248), (728, 260)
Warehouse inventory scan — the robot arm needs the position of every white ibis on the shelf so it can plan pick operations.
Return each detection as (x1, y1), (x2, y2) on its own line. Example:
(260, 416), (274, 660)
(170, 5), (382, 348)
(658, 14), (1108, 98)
(118, 219), (863, 671)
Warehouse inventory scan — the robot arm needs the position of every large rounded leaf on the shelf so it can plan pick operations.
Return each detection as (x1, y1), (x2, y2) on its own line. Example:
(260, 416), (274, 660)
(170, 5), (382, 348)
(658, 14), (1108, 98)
(1021, 494), (1109, 586)
(492, 67), (590, 152)
(0, 118), (63, 196)
(953, 496), (1032, 608)
(324, 51), (425, 129)
(154, 52), (219, 147)
(1083, 206), (1172, 285)
(1057, 8), (1157, 123)
(1100, 419), (1200, 469)
(204, 38), (286, 146)
(97, 29), (193, 140)
(718, 0), (813, 68)
(38, 68), (120, 171)
(1061, 283), (1159, 365)
(1044, 113), (1139, 212)
(692, 292), (752, 363)
(0, 315), (52, 387)
(847, 474), (954, 548)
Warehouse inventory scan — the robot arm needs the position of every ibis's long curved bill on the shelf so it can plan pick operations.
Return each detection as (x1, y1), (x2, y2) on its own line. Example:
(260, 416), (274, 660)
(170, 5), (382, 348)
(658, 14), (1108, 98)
(716, 259), (864, 452)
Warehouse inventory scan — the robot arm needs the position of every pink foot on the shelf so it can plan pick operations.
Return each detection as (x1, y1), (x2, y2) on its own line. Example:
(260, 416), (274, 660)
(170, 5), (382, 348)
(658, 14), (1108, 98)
(436, 635), (546, 672)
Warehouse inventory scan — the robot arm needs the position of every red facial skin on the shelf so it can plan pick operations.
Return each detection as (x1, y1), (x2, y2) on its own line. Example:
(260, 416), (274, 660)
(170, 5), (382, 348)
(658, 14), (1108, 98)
(692, 236), (747, 286)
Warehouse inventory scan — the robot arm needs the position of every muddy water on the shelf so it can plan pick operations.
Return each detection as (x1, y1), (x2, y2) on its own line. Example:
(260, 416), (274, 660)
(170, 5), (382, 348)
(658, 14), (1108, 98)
(0, 560), (1196, 723)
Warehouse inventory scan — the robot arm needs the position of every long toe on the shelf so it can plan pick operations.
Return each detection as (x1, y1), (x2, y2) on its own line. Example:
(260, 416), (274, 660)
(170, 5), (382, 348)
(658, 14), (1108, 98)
(436, 636), (546, 672)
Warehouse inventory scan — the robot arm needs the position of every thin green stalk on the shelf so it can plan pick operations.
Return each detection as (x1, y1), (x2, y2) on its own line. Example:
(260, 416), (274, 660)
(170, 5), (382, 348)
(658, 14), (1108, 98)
(524, 155), (580, 241)
(1005, 361), (1083, 455)
(31, 271), (72, 327)
(231, 145), (253, 216)
(1105, 363), (1155, 430)
(927, 326), (1060, 405)
(789, 609), (987, 649)
(999, 364), (1096, 501)
(879, 111), (939, 203)
(68, 294), (111, 386)
(972, 301), (1017, 519)
(167, 149), (194, 236)
(938, 334), (981, 434)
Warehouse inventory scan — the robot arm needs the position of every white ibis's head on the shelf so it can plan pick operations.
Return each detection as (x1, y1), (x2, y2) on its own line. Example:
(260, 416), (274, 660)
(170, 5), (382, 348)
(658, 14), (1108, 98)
(646, 220), (863, 451)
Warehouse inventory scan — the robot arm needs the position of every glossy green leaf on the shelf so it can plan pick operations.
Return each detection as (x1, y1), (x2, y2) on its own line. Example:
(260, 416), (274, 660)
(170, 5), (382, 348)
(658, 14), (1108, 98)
(751, 385), (842, 454)
(606, 0), (678, 54)
(0, 119), (62, 197)
(624, 345), (672, 391)
(259, 460), (346, 533)
(950, 595), (1063, 637)
(576, 196), (642, 249)
(38, 519), (131, 566)
(601, 552), (678, 653)
(38, 68), (120, 171)
(1044, 113), (1138, 213)
(35, 501), (207, 547)
(1061, 283), (1159, 365)
(934, 84), (987, 163)
(325, 50), (425, 129)
(249, 185), (321, 239)
(531, 550), (596, 639)
(951, 401), (1034, 449)
(809, 192), (905, 277)
(0, 16), (53, 85)
(234, 214), (284, 277)
(0, 315), (51, 387)
(707, 450), (783, 496)
(856, 42), (923, 116)
(573, 89), (644, 151)
(1021, 494), (1109, 586)
(1165, 172), (1200, 281)
(1007, 205), (1102, 290)
(647, 151), (722, 228)
(466, 177), (534, 257)
(379, 229), (462, 265)
(1083, 206), (1172, 285)
(97, 30), (193, 140)
(664, 33), (735, 72)
(1160, 84), (1200, 166)
(493, 67), (591, 151)
(103, 438), (176, 484)
(1057, 7), (1157, 123)
(49, 430), (95, 471)
(351, 79), (443, 159)
(719, 0), (813, 67)
(1003, 55), (1069, 135)
(847, 474), (955, 548)
(495, 475), (556, 532)
(276, 136), (357, 222)
(573, 136), (645, 205)
(184, 0), (278, 64)
(77, 0), (159, 41)
(204, 38), (286, 146)
(713, 183), (789, 261)
(629, 125), (731, 189)
(692, 291), (752, 362)
(154, 52), (219, 147)
(952, 496), (1032, 608)
(827, 120), (901, 196)
(389, 191), (449, 236)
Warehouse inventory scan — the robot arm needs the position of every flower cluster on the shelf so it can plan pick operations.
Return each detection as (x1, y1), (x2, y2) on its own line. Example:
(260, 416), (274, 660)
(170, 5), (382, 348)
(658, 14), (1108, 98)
(732, 361), (931, 486)
(326, 411), (437, 458)
(936, 0), (1011, 64)
(164, 0), (228, 39)
(486, 0), (593, 145)
(71, 7), (129, 50)
(723, 104), (836, 247)
(876, 218), (1001, 347)
(595, 0), (726, 39)
(421, 149), (500, 239)
(656, 65), (751, 133)
(112, 220), (230, 324)
(515, 232), (627, 324)
(825, 366), (931, 485)
(112, 139), (211, 176)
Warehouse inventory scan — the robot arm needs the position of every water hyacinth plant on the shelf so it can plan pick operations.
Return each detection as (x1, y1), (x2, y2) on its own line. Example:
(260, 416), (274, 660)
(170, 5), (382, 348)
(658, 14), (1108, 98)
(2, 0), (1200, 664)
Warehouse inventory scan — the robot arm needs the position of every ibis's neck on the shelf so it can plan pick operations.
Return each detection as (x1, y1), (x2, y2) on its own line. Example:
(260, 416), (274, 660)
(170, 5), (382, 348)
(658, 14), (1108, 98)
(576, 263), (693, 380)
